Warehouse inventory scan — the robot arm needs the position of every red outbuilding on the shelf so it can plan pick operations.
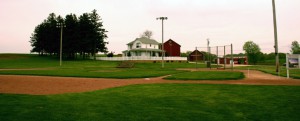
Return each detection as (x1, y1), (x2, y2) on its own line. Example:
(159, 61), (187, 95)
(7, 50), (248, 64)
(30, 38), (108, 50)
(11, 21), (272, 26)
(163, 39), (181, 57)
(217, 57), (248, 65)
(188, 50), (205, 61)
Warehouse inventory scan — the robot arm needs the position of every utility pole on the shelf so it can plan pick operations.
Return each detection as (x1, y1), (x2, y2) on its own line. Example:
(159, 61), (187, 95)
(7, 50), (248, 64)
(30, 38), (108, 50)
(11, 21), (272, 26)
(272, 0), (279, 73)
(56, 22), (65, 66)
(195, 47), (198, 69)
(207, 38), (210, 62)
(156, 17), (168, 68)
(207, 38), (211, 68)
(206, 38), (209, 59)
(231, 44), (233, 70)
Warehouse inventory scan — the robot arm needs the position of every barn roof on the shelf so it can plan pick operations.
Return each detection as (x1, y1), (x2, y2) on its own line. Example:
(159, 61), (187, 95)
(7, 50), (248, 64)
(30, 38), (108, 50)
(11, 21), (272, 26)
(164, 39), (181, 47)
(188, 50), (204, 56)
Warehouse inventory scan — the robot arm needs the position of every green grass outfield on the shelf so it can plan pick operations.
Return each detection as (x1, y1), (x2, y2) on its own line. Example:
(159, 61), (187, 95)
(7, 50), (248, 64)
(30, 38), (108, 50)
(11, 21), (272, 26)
(0, 84), (299, 121)
(0, 54), (221, 79)
(235, 65), (300, 79)
(165, 71), (244, 80)
(1, 54), (299, 79)
(1, 54), (300, 120)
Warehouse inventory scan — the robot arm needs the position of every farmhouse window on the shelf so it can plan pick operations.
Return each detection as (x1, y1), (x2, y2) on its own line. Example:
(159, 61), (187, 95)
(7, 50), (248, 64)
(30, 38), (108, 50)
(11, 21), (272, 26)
(136, 43), (141, 48)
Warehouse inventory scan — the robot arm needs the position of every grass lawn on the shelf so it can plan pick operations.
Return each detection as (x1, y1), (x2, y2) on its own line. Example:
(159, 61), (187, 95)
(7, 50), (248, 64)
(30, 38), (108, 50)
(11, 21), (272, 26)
(0, 84), (299, 121)
(1, 54), (299, 79)
(165, 71), (245, 80)
(235, 65), (300, 79)
(0, 54), (212, 78)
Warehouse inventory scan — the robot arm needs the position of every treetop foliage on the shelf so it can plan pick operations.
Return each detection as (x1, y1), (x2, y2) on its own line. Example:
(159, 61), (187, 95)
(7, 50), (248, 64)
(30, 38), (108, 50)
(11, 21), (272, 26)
(290, 40), (300, 54)
(243, 41), (262, 65)
(243, 41), (261, 54)
(30, 9), (108, 59)
(140, 30), (153, 39)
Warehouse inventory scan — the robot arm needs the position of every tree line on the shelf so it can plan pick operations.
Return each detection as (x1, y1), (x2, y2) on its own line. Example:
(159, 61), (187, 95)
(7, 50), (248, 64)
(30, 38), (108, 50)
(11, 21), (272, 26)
(179, 40), (300, 65)
(243, 40), (300, 65)
(30, 9), (108, 59)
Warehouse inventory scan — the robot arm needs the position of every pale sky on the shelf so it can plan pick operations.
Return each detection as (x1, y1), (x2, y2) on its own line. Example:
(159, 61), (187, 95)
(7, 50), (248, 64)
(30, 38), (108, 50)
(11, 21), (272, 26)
(0, 0), (299, 54)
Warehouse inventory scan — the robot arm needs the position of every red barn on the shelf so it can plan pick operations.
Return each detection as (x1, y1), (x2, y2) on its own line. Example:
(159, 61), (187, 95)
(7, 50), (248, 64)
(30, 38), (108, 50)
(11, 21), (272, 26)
(188, 50), (205, 61)
(163, 39), (181, 56)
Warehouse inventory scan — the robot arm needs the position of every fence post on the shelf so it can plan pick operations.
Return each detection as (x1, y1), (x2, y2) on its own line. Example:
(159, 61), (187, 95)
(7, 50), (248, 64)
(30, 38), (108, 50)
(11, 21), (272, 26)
(231, 44), (233, 71)
(217, 46), (219, 66)
(286, 53), (289, 79)
(224, 46), (226, 69)
(298, 55), (300, 69)
(195, 47), (198, 70)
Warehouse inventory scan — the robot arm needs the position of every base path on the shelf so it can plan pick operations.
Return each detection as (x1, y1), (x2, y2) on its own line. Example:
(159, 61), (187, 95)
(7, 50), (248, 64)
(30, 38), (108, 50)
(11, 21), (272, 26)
(0, 70), (299, 95)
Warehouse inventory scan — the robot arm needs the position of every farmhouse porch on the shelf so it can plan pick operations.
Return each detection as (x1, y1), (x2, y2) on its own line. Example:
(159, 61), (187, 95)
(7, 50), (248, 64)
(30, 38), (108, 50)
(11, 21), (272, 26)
(95, 56), (187, 61)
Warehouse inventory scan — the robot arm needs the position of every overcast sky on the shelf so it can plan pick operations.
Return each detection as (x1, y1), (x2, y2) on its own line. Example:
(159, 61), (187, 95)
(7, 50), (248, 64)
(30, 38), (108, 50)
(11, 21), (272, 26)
(0, 0), (299, 54)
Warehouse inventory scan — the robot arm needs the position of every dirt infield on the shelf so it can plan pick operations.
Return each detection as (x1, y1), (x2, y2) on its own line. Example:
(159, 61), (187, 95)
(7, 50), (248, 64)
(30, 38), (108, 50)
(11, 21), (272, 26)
(0, 70), (300, 95)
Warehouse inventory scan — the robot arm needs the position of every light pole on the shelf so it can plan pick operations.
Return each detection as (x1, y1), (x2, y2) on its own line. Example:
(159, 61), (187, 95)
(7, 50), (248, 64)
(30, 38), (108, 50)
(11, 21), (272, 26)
(56, 22), (65, 66)
(195, 47), (198, 69)
(157, 17), (168, 68)
(207, 38), (210, 62)
(272, 0), (279, 74)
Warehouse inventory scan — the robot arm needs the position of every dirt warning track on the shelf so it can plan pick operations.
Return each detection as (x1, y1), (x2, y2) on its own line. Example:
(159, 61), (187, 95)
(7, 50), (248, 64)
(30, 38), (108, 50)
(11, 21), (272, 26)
(0, 70), (299, 95)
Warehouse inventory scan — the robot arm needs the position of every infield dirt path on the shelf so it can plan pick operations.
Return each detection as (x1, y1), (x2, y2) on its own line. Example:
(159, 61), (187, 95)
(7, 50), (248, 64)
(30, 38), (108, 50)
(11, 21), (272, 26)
(0, 70), (299, 95)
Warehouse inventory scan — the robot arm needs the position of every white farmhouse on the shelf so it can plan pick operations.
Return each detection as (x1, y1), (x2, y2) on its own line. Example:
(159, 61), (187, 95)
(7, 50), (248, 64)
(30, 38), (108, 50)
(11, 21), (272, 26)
(123, 37), (162, 57)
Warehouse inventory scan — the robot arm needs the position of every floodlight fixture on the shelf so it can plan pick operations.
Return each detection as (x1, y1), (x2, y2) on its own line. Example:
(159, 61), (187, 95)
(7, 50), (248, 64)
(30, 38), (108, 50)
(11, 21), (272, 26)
(156, 16), (168, 68)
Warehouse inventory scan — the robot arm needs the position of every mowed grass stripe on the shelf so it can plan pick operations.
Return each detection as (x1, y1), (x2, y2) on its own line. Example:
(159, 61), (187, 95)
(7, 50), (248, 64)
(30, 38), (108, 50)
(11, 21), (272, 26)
(0, 54), (202, 78)
(0, 84), (299, 121)
(165, 71), (245, 80)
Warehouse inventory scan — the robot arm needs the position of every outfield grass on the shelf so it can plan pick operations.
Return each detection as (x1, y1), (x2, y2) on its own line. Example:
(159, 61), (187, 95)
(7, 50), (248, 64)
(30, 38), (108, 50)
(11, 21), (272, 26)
(235, 65), (300, 79)
(0, 58), (182, 79)
(0, 54), (210, 78)
(0, 84), (299, 121)
(0, 54), (59, 68)
(165, 71), (244, 80)
(1, 54), (299, 79)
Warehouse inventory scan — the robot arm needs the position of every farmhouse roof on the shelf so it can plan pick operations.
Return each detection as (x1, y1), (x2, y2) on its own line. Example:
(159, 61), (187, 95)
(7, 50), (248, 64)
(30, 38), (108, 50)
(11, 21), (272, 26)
(127, 37), (160, 45)
(122, 48), (163, 52)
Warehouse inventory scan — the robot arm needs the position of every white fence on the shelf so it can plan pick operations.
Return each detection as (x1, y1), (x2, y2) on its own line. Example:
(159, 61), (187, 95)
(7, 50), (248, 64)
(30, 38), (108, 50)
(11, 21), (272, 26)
(95, 57), (187, 61)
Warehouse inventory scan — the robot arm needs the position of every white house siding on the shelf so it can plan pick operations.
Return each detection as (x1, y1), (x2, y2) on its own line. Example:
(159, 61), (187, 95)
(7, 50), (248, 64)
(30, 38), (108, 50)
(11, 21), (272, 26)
(128, 41), (158, 50)
(124, 37), (162, 58)
(96, 57), (187, 61)
(144, 44), (157, 49)
(133, 40), (141, 49)
(128, 51), (159, 57)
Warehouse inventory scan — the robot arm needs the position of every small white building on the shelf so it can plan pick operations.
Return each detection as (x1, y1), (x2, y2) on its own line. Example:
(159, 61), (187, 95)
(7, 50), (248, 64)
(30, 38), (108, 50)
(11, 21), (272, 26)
(123, 37), (162, 57)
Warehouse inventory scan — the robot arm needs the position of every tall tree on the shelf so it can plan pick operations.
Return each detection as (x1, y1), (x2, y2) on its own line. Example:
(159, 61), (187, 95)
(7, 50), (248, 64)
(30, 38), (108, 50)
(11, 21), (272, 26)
(30, 13), (58, 55)
(290, 40), (300, 54)
(46, 13), (60, 55)
(30, 23), (44, 55)
(140, 30), (153, 39)
(243, 41), (261, 64)
(64, 13), (79, 59)
(90, 9), (108, 60)
(30, 10), (108, 59)
(78, 13), (93, 58)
